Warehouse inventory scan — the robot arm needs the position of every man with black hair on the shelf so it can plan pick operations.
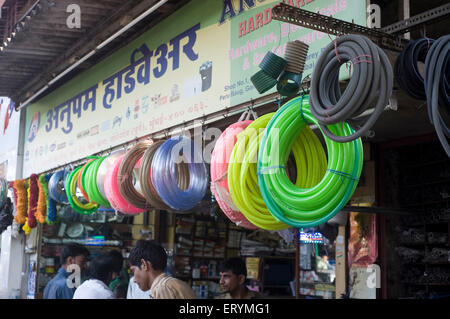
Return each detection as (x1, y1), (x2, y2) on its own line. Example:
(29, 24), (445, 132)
(129, 240), (196, 299)
(108, 249), (129, 299)
(43, 243), (90, 299)
(73, 252), (117, 299)
(216, 257), (263, 299)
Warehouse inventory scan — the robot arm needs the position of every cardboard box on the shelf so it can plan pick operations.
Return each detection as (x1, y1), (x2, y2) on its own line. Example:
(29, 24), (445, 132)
(351, 160), (375, 203)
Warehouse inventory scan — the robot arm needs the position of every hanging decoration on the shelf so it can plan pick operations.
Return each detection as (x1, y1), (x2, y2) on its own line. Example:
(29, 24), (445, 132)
(13, 179), (27, 225)
(27, 174), (39, 228)
(35, 174), (48, 224)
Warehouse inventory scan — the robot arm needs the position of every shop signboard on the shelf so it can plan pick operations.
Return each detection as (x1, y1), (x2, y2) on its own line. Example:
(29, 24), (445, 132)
(23, 0), (367, 176)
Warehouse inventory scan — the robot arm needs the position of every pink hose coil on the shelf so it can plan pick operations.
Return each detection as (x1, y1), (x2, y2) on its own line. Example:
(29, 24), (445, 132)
(210, 121), (257, 229)
(104, 155), (145, 215)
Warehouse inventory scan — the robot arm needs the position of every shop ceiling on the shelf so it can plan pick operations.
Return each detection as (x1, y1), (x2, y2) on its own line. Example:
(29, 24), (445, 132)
(0, 0), (190, 105)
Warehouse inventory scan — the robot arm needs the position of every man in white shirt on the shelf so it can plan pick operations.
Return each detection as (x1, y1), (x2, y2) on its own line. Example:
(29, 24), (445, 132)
(73, 252), (117, 299)
(127, 276), (151, 299)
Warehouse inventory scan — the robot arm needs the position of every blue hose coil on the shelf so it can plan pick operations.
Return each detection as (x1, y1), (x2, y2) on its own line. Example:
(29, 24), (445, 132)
(151, 136), (208, 211)
(48, 170), (69, 204)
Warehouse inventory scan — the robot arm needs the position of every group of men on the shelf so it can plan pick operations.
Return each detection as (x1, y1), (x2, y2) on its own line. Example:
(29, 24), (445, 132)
(43, 239), (263, 299)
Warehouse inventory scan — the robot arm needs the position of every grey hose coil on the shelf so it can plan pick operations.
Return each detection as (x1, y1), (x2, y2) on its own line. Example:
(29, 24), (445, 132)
(424, 35), (450, 157)
(309, 34), (393, 143)
(138, 140), (171, 210)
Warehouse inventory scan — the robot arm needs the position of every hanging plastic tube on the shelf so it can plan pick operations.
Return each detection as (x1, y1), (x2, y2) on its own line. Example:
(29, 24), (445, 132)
(210, 120), (257, 229)
(138, 140), (171, 210)
(151, 136), (208, 211)
(258, 95), (363, 227)
(104, 155), (145, 215)
(84, 156), (110, 207)
(48, 170), (69, 204)
(65, 167), (99, 215)
(227, 113), (290, 230)
(96, 150), (126, 200)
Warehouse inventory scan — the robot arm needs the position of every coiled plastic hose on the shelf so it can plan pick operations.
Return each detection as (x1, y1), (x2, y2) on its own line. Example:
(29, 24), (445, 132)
(78, 158), (97, 202)
(138, 140), (171, 210)
(310, 34), (393, 142)
(210, 120), (257, 229)
(228, 113), (291, 230)
(395, 38), (435, 100)
(424, 35), (450, 157)
(48, 170), (69, 204)
(151, 136), (208, 211)
(65, 167), (99, 215)
(258, 96), (363, 227)
(104, 155), (145, 215)
(118, 141), (153, 210)
(44, 173), (57, 224)
(84, 156), (110, 207)
(96, 150), (126, 200)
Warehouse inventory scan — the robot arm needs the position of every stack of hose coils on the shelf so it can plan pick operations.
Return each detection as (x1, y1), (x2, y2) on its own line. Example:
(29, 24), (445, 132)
(151, 136), (208, 211)
(83, 156), (110, 207)
(119, 140), (154, 210)
(0, 178), (7, 209)
(210, 121), (257, 229)
(277, 40), (309, 96)
(105, 154), (145, 215)
(251, 51), (286, 94)
(258, 95), (363, 227)
(395, 38), (435, 100)
(96, 150), (125, 203)
(309, 34), (393, 143)
(138, 140), (171, 210)
(424, 35), (450, 157)
(48, 170), (69, 204)
(228, 113), (291, 230)
(65, 166), (99, 215)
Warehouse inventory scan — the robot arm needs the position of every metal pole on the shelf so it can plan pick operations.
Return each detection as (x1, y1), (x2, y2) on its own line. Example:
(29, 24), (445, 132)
(295, 228), (299, 299)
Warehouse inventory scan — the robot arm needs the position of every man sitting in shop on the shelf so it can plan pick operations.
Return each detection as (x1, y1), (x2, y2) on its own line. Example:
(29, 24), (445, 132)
(129, 240), (196, 299)
(43, 243), (90, 299)
(216, 257), (263, 299)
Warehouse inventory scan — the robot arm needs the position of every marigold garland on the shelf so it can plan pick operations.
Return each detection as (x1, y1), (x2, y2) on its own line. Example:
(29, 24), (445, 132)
(36, 174), (47, 224)
(27, 174), (39, 228)
(22, 217), (31, 235)
(8, 181), (17, 208)
(13, 180), (27, 225)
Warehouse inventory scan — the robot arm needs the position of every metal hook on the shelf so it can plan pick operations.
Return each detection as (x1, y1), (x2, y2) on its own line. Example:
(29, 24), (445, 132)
(223, 107), (229, 119)
(201, 114), (206, 128)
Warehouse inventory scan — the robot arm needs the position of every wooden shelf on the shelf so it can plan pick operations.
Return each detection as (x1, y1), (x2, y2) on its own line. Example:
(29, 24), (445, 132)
(406, 159), (450, 169)
(402, 282), (450, 286)
(404, 178), (450, 188)
(402, 199), (450, 208)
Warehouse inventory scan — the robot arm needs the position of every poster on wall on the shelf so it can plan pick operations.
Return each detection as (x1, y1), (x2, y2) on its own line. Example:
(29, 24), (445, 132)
(23, 0), (367, 177)
(348, 212), (377, 267)
(0, 97), (20, 181)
